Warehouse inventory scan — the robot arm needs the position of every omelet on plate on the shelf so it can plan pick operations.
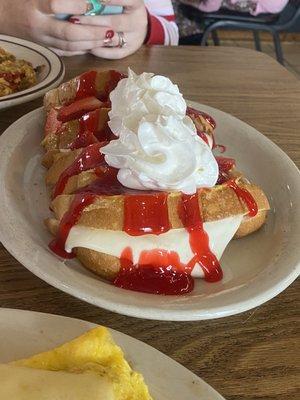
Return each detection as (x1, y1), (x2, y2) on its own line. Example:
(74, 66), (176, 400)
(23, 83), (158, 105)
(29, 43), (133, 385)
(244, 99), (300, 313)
(0, 327), (152, 400)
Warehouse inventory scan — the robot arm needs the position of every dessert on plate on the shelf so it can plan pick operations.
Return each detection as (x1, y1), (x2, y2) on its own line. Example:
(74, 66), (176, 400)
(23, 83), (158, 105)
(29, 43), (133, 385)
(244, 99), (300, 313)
(1, 326), (152, 399)
(43, 69), (269, 295)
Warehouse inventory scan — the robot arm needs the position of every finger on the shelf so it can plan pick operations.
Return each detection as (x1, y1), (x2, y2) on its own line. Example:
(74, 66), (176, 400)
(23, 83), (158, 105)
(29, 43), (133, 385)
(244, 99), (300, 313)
(49, 47), (87, 57)
(70, 14), (128, 31)
(102, 0), (135, 7)
(90, 45), (131, 60)
(44, 36), (106, 52)
(45, 17), (111, 42)
(101, 0), (139, 8)
(90, 32), (134, 59)
(36, 0), (87, 15)
(36, 0), (138, 15)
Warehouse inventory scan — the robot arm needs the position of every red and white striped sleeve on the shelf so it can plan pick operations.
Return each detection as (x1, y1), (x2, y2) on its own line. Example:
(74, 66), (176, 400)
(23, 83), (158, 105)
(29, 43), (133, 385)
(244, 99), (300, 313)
(144, 0), (179, 46)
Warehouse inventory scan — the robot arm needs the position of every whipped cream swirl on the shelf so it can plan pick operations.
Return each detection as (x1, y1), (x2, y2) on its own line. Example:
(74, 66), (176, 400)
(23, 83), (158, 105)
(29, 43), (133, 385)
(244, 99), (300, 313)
(108, 69), (186, 135)
(102, 69), (218, 194)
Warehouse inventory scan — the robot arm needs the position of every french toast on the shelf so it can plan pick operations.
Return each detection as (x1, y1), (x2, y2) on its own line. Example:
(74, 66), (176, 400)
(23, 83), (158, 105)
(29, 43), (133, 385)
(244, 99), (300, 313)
(42, 107), (112, 153)
(44, 70), (126, 111)
(42, 69), (270, 295)
(45, 180), (269, 281)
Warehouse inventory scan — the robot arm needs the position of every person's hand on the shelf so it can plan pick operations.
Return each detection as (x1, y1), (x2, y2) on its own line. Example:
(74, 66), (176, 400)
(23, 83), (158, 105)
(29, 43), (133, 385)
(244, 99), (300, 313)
(0, 0), (145, 57)
(70, 0), (148, 59)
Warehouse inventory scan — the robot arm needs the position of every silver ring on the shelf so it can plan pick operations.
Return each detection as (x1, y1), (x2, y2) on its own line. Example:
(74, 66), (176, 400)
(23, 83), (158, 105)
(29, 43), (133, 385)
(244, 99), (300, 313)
(117, 31), (127, 48)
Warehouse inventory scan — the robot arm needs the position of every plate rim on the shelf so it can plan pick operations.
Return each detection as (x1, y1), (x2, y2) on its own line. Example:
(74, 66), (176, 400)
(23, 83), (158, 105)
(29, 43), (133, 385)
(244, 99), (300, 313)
(0, 35), (64, 104)
(0, 105), (299, 321)
(0, 307), (225, 400)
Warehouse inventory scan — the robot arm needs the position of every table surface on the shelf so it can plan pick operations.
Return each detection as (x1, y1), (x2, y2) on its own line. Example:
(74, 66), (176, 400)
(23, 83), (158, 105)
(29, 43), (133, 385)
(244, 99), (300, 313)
(0, 46), (299, 400)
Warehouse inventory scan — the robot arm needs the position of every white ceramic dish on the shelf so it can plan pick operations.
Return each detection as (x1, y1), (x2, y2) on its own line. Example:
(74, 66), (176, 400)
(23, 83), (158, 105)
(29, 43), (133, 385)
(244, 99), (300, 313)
(0, 103), (299, 321)
(0, 35), (64, 109)
(0, 308), (225, 400)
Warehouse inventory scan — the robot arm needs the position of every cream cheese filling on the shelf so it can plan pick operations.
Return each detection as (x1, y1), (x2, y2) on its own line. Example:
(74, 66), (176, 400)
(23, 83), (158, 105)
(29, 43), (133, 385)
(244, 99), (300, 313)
(65, 215), (243, 278)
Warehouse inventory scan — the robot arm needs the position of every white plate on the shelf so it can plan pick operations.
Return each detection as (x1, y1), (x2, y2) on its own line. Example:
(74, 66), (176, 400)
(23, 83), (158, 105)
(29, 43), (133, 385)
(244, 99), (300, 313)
(0, 103), (299, 321)
(0, 35), (64, 109)
(0, 308), (224, 400)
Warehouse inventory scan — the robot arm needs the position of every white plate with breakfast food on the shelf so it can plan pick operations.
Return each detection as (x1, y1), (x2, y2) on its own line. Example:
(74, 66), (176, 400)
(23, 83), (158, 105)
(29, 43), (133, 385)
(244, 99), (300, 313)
(0, 35), (64, 110)
(0, 69), (299, 321)
(0, 308), (225, 399)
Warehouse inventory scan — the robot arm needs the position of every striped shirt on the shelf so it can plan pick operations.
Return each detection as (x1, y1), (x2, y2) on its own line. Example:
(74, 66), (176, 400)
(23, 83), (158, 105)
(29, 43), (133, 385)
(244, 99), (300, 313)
(144, 0), (179, 45)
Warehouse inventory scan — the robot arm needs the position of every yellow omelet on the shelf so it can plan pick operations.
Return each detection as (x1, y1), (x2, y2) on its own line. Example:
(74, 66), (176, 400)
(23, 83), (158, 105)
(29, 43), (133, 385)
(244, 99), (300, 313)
(13, 327), (153, 400)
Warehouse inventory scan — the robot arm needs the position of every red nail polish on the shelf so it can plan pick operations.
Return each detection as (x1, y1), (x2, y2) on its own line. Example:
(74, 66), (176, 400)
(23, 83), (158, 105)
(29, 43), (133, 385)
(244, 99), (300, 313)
(105, 30), (114, 39)
(69, 17), (80, 24)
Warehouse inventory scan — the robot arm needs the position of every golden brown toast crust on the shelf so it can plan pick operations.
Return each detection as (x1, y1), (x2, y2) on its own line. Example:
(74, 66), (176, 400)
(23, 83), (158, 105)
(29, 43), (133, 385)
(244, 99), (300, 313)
(42, 121), (79, 152)
(44, 80), (77, 112)
(43, 70), (115, 111)
(48, 182), (269, 231)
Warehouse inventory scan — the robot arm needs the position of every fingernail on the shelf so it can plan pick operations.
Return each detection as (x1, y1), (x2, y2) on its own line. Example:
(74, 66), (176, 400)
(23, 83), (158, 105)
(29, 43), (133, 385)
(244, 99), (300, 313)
(69, 17), (80, 24)
(105, 30), (114, 39)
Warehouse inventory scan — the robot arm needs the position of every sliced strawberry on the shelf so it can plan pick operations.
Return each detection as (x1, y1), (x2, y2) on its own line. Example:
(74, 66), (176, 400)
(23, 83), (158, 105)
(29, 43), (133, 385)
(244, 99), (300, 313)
(216, 157), (236, 172)
(53, 142), (106, 198)
(75, 70), (97, 100)
(216, 157), (236, 185)
(75, 70), (126, 102)
(57, 96), (102, 122)
(77, 109), (114, 144)
(95, 126), (116, 143)
(44, 108), (62, 136)
(196, 130), (209, 145)
(187, 106), (216, 130)
(103, 70), (126, 99)
(96, 70), (126, 102)
(69, 130), (98, 150)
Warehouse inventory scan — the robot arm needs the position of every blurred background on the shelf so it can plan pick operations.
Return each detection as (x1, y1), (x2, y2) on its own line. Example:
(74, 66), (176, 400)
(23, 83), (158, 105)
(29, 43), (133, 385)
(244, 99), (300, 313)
(173, 0), (300, 77)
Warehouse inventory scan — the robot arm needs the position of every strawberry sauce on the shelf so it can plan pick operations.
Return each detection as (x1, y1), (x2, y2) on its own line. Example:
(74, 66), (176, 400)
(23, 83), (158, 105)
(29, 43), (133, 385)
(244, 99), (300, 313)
(69, 110), (113, 149)
(114, 192), (223, 294)
(216, 156), (236, 184)
(52, 143), (106, 199)
(79, 109), (100, 134)
(101, 70), (126, 102)
(179, 193), (223, 282)
(124, 193), (170, 236)
(58, 96), (102, 122)
(186, 106), (216, 130)
(114, 247), (194, 295)
(75, 71), (97, 100)
(49, 193), (95, 259)
(227, 180), (258, 217)
(69, 129), (98, 150)
(75, 70), (125, 102)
